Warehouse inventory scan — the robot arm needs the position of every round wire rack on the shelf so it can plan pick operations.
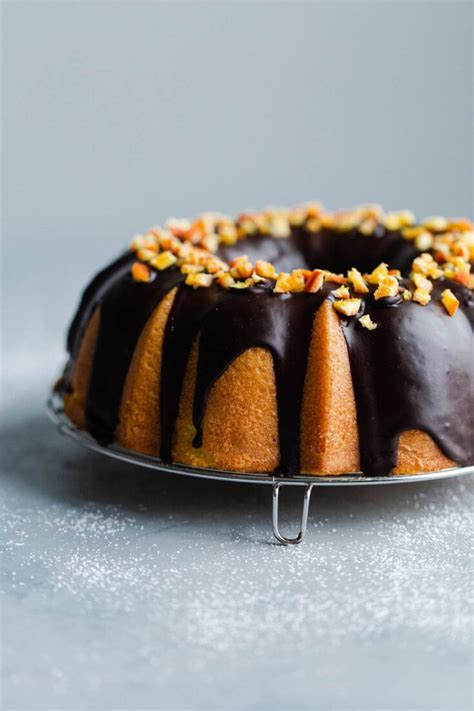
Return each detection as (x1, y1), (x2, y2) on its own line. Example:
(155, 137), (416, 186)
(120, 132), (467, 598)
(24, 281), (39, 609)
(47, 391), (473, 545)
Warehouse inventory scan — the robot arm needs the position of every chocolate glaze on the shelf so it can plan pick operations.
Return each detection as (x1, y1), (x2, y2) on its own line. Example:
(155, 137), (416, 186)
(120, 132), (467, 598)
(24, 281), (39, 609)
(62, 226), (474, 476)
(67, 251), (133, 356)
(292, 227), (418, 275)
(218, 232), (305, 273)
(191, 283), (329, 476)
(59, 251), (134, 393)
(341, 279), (474, 474)
(159, 283), (222, 461)
(85, 267), (183, 444)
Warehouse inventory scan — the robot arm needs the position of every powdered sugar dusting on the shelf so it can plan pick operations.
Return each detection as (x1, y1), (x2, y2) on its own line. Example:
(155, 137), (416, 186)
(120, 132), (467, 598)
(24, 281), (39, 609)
(2, 477), (472, 668)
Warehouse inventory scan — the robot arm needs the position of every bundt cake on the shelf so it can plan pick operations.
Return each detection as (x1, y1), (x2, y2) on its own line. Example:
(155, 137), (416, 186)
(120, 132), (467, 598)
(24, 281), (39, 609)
(57, 204), (474, 477)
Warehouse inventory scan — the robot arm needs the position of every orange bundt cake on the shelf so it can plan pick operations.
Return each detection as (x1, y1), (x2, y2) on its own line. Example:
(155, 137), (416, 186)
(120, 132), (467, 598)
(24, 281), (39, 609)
(57, 204), (474, 477)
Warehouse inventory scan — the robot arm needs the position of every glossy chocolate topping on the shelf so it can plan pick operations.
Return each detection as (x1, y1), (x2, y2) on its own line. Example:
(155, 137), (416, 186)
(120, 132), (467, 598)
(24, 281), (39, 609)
(159, 283), (222, 461)
(63, 226), (474, 476)
(341, 279), (474, 474)
(85, 267), (183, 444)
(66, 251), (133, 358)
(191, 283), (329, 476)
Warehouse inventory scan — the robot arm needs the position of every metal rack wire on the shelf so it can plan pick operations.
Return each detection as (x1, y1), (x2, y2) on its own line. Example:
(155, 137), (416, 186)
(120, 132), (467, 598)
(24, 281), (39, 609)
(47, 391), (473, 544)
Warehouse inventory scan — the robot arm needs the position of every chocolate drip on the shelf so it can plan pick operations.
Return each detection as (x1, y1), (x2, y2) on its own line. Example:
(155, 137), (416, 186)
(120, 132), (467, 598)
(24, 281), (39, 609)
(191, 283), (328, 476)
(341, 279), (474, 475)
(60, 251), (134, 393)
(67, 251), (133, 355)
(85, 268), (183, 444)
(160, 284), (223, 460)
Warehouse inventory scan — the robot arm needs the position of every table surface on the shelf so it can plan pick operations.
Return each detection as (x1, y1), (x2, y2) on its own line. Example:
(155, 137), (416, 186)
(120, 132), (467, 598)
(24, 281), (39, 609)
(1, 364), (473, 710)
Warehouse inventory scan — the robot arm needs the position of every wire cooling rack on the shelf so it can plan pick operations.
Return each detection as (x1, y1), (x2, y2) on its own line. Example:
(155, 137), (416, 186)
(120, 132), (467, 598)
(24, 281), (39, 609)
(47, 391), (473, 544)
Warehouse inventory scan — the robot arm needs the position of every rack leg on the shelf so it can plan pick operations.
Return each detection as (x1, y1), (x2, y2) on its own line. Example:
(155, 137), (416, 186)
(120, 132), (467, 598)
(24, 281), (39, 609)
(272, 482), (314, 545)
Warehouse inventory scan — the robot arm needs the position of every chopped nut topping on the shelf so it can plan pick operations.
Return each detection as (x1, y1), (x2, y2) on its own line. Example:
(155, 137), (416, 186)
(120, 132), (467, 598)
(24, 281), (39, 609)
(374, 275), (399, 300)
(348, 268), (369, 293)
(441, 288), (459, 316)
(288, 207), (307, 227)
(422, 216), (448, 232)
(274, 270), (305, 293)
(333, 298), (361, 316)
(131, 233), (158, 252)
(358, 314), (378, 330)
(415, 232), (434, 251)
(166, 218), (192, 238)
(306, 216), (322, 232)
(273, 273), (292, 293)
(412, 272), (433, 293)
(249, 272), (266, 283)
(359, 217), (379, 236)
(229, 278), (254, 289)
(229, 255), (253, 279)
(131, 262), (152, 283)
(433, 242), (451, 263)
(412, 288), (431, 306)
(332, 205), (384, 234)
(137, 247), (159, 262)
(180, 263), (205, 275)
(452, 240), (470, 261)
(334, 214), (359, 233)
(203, 256), (228, 274)
(332, 285), (351, 299)
(269, 214), (291, 238)
(384, 211), (415, 231)
(304, 270), (324, 293)
(365, 263), (389, 285)
(236, 214), (258, 237)
(216, 272), (235, 288)
(127, 203), (472, 297)
(401, 226), (423, 241)
(255, 260), (277, 280)
(446, 218), (473, 232)
(289, 270), (308, 292)
(305, 202), (324, 219)
(150, 251), (177, 271)
(320, 213), (336, 229)
(450, 271), (471, 287)
(324, 271), (347, 285)
(412, 253), (435, 275)
(219, 224), (239, 245)
(201, 234), (219, 252)
(185, 272), (213, 289)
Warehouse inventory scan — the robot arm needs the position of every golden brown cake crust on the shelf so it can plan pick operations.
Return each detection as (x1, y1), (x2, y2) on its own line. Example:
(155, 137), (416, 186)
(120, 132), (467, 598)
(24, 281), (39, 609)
(395, 430), (455, 474)
(116, 288), (177, 456)
(173, 342), (279, 472)
(64, 308), (100, 429)
(301, 300), (360, 474)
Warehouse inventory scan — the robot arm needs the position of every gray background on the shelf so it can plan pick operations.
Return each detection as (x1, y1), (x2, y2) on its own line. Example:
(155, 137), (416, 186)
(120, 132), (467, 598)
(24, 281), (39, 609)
(1, 2), (473, 710)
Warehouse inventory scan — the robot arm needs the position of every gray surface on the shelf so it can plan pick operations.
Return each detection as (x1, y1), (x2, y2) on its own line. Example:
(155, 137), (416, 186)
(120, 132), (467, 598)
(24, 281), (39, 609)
(1, 2), (473, 710)
(2, 386), (474, 711)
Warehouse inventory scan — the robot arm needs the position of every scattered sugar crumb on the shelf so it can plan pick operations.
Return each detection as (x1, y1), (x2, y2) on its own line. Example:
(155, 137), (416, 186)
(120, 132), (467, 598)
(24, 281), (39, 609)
(2, 479), (473, 668)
